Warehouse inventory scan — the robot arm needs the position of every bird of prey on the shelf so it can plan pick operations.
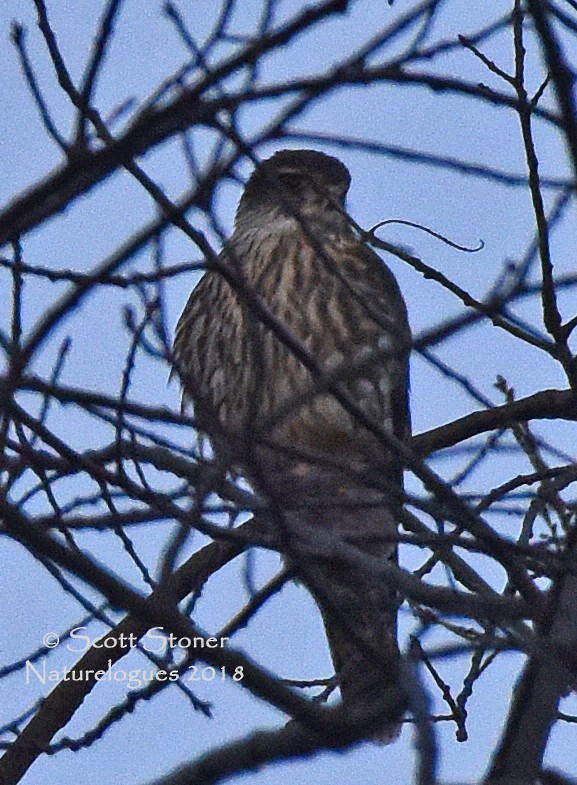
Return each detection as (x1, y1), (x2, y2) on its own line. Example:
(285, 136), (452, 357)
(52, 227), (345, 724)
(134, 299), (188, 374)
(173, 149), (411, 739)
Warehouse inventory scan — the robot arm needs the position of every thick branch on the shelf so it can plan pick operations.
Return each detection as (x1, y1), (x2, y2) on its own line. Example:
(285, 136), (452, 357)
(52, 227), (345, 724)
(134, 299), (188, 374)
(144, 699), (404, 785)
(413, 388), (577, 455)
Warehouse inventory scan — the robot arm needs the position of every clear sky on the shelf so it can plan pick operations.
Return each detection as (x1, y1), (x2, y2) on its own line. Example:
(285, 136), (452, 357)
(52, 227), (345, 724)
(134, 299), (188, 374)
(1, 2), (576, 784)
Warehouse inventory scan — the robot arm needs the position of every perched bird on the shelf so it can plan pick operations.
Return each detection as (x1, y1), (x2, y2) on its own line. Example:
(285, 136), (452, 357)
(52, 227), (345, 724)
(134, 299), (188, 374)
(173, 149), (411, 739)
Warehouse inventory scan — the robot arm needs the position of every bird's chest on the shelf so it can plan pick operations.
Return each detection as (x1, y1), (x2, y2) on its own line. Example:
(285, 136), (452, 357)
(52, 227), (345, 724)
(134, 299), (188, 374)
(236, 234), (392, 440)
(246, 234), (381, 355)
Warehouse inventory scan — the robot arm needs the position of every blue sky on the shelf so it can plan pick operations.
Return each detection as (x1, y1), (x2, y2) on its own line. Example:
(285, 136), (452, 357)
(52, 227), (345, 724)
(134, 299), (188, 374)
(1, 1), (577, 784)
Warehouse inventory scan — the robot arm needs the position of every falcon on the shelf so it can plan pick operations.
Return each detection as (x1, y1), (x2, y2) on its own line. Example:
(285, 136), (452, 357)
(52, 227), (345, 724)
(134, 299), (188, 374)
(173, 149), (411, 739)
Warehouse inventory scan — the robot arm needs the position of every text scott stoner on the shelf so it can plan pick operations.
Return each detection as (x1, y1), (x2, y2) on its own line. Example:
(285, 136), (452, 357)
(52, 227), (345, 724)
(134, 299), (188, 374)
(64, 627), (229, 653)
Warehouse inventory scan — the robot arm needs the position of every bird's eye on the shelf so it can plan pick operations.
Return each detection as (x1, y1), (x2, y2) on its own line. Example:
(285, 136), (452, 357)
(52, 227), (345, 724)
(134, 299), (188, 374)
(278, 172), (302, 191)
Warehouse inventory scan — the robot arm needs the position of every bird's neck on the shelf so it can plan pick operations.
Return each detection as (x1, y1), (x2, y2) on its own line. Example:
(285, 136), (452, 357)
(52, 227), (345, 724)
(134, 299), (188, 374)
(234, 204), (352, 241)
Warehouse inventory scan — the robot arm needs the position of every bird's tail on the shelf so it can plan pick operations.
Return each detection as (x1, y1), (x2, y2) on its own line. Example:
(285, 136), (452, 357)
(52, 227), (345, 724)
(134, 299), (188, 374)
(291, 485), (403, 743)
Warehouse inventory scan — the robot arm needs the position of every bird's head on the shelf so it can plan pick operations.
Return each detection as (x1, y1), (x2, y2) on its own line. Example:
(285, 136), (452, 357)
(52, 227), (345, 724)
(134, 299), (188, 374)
(235, 149), (351, 233)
